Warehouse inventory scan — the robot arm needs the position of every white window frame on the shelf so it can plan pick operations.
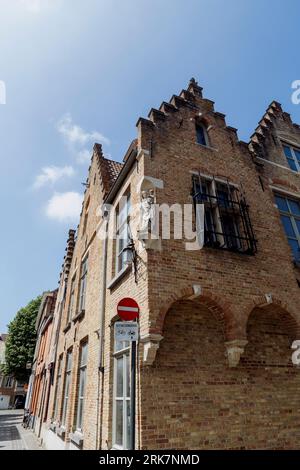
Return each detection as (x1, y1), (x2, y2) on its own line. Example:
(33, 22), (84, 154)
(275, 193), (300, 261)
(75, 342), (88, 432)
(78, 256), (88, 312)
(115, 193), (131, 274)
(282, 143), (300, 172)
(4, 376), (13, 388)
(67, 275), (76, 324)
(61, 350), (72, 427)
(194, 178), (240, 249)
(112, 341), (130, 450)
(53, 355), (63, 420)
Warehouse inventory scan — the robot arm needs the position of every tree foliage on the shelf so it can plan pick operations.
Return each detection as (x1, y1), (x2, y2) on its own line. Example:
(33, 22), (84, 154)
(3, 296), (41, 381)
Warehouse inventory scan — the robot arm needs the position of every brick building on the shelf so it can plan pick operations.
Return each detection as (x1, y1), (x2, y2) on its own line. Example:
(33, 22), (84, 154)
(34, 79), (300, 449)
(27, 290), (57, 436)
(0, 334), (15, 409)
(0, 334), (26, 409)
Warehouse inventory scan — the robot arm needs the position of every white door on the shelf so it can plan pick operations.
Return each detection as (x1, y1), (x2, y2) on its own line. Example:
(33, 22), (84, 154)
(0, 395), (10, 409)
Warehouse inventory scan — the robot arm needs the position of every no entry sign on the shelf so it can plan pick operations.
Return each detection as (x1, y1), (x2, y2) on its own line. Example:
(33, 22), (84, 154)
(117, 298), (139, 321)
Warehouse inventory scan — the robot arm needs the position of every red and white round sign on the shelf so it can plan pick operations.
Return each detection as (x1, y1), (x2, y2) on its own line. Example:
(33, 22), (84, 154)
(117, 298), (139, 321)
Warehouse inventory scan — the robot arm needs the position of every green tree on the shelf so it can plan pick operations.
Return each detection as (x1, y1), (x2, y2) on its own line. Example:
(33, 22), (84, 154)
(3, 296), (41, 381)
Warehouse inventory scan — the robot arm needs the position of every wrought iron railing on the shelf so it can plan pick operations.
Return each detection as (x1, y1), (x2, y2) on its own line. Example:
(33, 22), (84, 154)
(192, 175), (257, 255)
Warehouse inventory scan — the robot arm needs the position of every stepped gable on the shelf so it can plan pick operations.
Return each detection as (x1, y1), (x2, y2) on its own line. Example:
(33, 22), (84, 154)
(136, 78), (239, 145)
(93, 143), (123, 198)
(58, 228), (76, 286)
(249, 101), (283, 158)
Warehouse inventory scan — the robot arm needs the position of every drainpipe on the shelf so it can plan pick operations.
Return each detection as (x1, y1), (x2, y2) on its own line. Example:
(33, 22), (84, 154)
(96, 208), (109, 449)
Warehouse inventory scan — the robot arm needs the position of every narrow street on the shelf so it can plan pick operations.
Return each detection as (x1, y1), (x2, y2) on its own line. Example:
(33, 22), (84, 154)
(0, 410), (41, 450)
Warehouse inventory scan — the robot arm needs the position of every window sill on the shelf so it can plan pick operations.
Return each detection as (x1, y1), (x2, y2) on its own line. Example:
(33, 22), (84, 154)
(204, 243), (256, 256)
(72, 309), (85, 324)
(196, 142), (218, 152)
(49, 423), (56, 433)
(69, 431), (84, 448)
(107, 265), (132, 290)
(63, 322), (71, 334)
(56, 425), (66, 439)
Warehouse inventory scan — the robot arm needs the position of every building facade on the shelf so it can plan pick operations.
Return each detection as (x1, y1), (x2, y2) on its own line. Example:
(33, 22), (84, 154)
(0, 334), (26, 409)
(0, 334), (15, 409)
(27, 290), (57, 437)
(31, 79), (300, 449)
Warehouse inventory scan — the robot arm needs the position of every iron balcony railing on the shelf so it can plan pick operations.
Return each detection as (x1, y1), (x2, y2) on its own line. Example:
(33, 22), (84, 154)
(192, 176), (257, 255)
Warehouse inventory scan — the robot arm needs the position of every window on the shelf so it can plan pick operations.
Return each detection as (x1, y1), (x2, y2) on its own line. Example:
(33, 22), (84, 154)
(215, 182), (241, 251)
(116, 193), (131, 274)
(61, 350), (72, 427)
(75, 342), (88, 432)
(78, 256), (88, 312)
(283, 144), (300, 172)
(81, 197), (90, 237)
(275, 194), (300, 262)
(192, 175), (257, 254)
(4, 376), (13, 388)
(113, 340), (131, 449)
(196, 123), (208, 146)
(53, 356), (63, 420)
(67, 276), (76, 324)
(82, 212), (88, 236)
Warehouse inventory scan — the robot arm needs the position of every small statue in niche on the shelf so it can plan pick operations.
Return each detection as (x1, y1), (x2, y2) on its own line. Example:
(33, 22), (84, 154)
(139, 189), (155, 238)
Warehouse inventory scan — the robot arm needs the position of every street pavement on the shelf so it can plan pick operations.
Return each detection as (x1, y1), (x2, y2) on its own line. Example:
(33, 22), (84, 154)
(0, 410), (41, 450)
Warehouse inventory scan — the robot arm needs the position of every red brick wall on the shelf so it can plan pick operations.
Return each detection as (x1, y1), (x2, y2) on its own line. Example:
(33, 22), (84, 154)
(140, 300), (300, 449)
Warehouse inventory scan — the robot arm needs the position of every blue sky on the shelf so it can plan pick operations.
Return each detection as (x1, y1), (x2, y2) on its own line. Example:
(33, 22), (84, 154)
(0, 0), (300, 332)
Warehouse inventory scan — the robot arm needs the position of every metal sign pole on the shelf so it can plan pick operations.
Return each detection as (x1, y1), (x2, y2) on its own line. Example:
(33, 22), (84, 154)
(130, 338), (136, 450)
(116, 298), (139, 451)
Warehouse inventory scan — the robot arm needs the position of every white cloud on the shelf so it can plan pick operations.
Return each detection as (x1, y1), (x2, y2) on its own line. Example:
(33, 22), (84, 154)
(45, 191), (83, 223)
(57, 113), (109, 147)
(33, 165), (75, 189)
(76, 149), (91, 165)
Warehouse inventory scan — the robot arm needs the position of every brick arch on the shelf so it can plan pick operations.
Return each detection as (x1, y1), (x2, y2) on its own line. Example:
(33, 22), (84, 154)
(242, 295), (300, 340)
(150, 286), (237, 340)
(195, 114), (211, 129)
